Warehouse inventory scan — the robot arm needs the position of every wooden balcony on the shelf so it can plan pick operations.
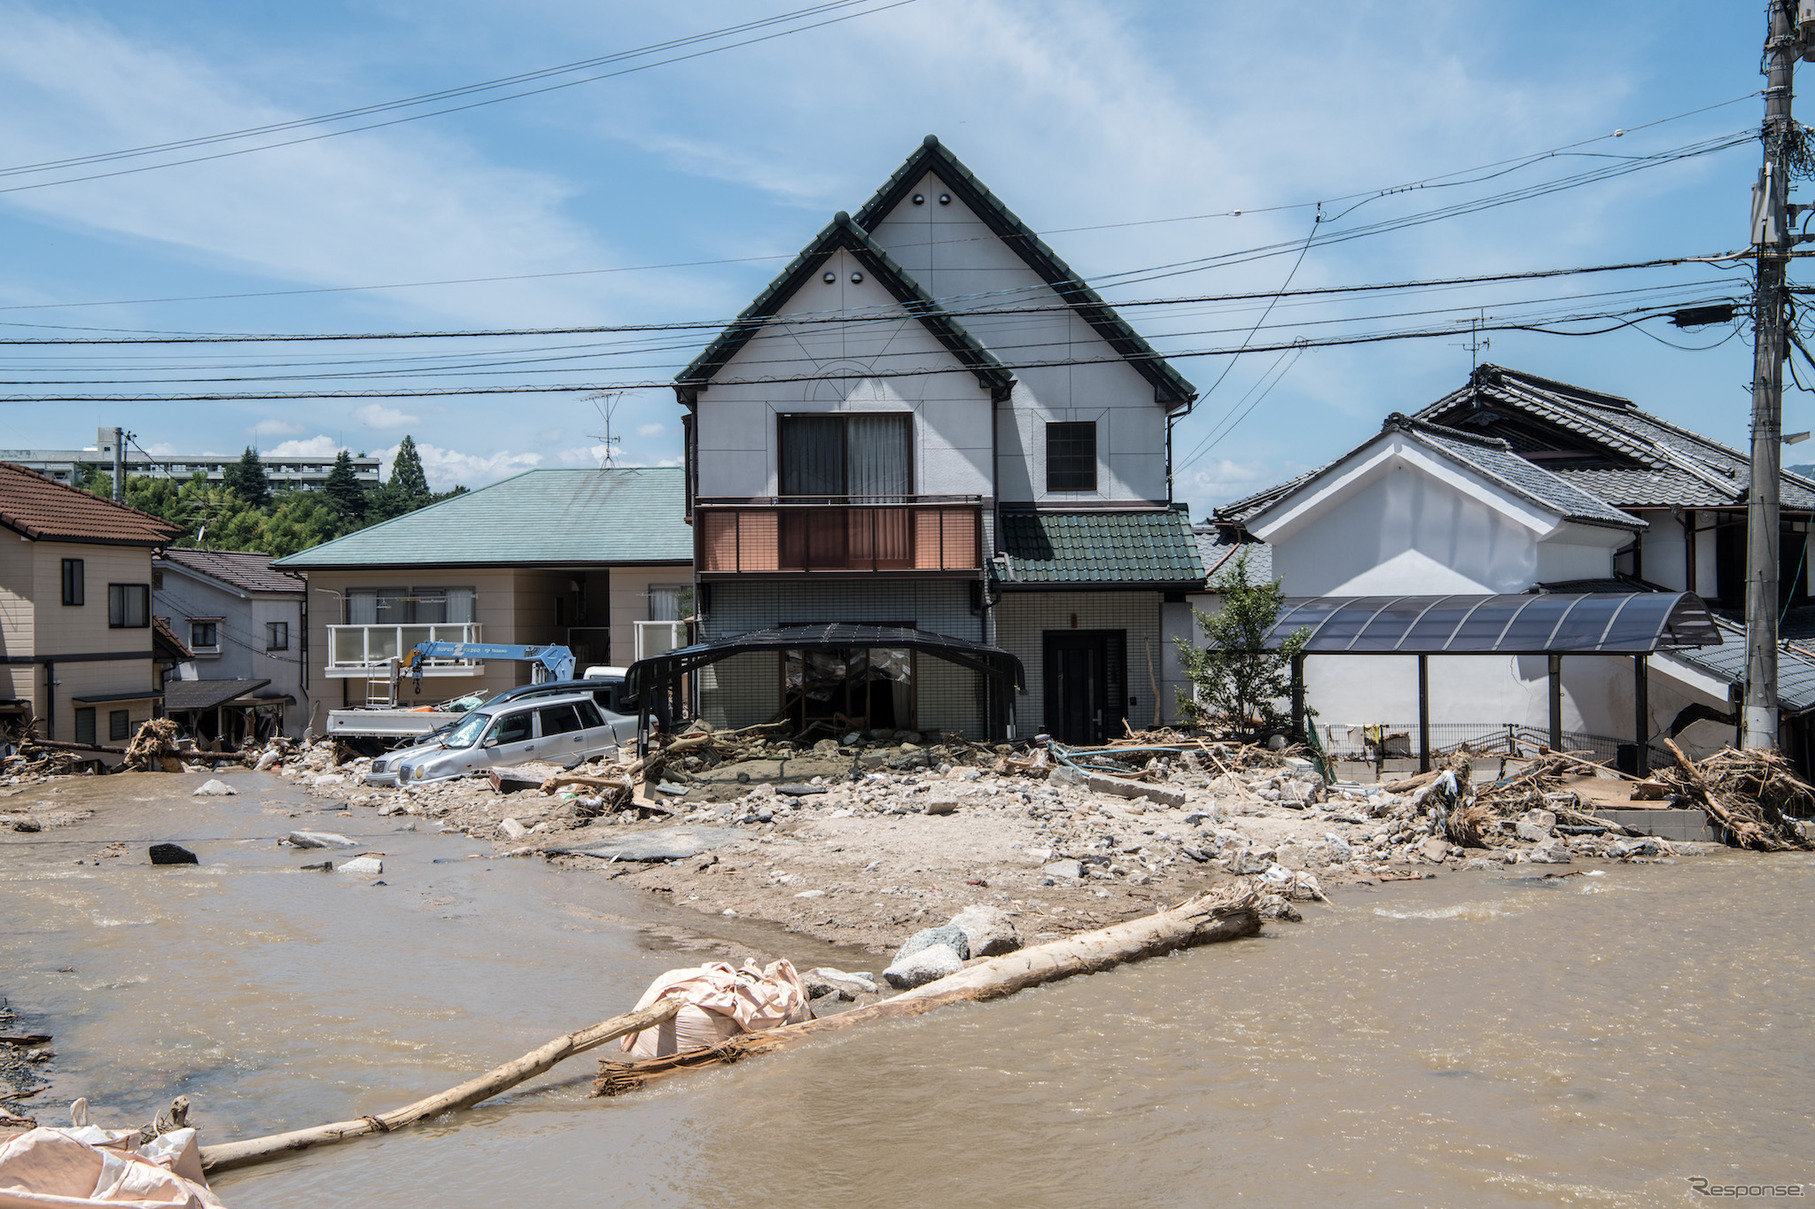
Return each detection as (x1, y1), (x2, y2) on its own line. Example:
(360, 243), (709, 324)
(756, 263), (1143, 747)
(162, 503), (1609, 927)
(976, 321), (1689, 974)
(696, 497), (983, 576)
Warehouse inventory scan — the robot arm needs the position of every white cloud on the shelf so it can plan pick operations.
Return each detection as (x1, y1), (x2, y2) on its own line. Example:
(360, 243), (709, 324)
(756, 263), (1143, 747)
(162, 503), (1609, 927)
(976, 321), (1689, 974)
(635, 422), (666, 438)
(353, 403), (420, 429)
(249, 419), (304, 438)
(379, 440), (541, 492)
(1187, 458), (1283, 510)
(265, 435), (344, 458)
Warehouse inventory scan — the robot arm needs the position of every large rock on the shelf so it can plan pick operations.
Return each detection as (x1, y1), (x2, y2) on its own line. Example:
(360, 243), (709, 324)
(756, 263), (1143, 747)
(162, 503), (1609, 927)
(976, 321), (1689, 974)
(191, 779), (236, 797)
(1420, 837), (1452, 863)
(1041, 859), (1083, 880)
(550, 825), (750, 863)
(1228, 847), (1276, 876)
(1083, 772), (1187, 808)
(891, 923), (970, 966)
(883, 944), (963, 990)
(1528, 838), (1572, 865)
(148, 843), (197, 866)
(922, 792), (960, 816)
(288, 830), (358, 849)
(948, 904), (1021, 957)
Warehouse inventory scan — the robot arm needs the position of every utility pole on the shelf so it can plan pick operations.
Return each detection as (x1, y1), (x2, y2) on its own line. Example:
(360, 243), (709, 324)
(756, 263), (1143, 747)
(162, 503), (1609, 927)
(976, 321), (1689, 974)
(1744, 0), (1804, 750)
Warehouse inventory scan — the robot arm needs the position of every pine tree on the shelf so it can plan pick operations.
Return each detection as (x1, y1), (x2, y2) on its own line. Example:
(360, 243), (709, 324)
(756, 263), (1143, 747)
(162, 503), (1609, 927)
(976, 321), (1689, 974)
(223, 446), (271, 507)
(389, 436), (431, 508)
(322, 449), (367, 525)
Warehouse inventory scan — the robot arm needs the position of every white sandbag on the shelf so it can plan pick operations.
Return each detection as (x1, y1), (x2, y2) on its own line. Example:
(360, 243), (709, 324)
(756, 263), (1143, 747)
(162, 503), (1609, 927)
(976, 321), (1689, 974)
(0, 1126), (224, 1208)
(619, 958), (814, 1060)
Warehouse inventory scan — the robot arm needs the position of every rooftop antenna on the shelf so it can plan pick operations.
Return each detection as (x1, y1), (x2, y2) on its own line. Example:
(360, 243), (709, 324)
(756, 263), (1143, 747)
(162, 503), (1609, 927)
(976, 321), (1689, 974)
(1451, 309), (1491, 372)
(586, 392), (623, 469)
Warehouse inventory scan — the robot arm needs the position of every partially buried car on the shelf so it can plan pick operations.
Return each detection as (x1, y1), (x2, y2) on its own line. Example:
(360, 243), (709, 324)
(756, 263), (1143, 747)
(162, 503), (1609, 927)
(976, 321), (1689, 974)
(365, 688), (637, 786)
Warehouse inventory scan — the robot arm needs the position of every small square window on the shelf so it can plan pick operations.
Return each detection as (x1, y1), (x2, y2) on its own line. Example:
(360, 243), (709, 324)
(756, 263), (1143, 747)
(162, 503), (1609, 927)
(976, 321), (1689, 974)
(190, 620), (219, 651)
(266, 621), (288, 651)
(74, 707), (96, 745)
(1046, 421), (1098, 492)
(108, 584), (149, 629)
(109, 710), (131, 742)
(61, 559), (84, 606)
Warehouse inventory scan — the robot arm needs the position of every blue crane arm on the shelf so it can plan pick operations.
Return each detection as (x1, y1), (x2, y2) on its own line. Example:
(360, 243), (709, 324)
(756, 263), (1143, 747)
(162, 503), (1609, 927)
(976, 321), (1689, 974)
(401, 642), (576, 687)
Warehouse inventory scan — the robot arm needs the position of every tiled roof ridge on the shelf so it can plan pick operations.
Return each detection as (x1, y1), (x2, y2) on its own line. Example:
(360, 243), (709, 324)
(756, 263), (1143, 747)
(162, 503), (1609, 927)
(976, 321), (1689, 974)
(674, 209), (1013, 400)
(1382, 410), (1513, 451)
(0, 459), (184, 545)
(850, 135), (1197, 406)
(1473, 363), (1636, 410)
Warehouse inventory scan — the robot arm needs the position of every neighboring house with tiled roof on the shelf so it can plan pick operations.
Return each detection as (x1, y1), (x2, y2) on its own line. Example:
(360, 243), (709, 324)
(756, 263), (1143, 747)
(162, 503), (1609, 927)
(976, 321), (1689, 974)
(153, 548), (306, 742)
(0, 460), (183, 744)
(1201, 367), (1807, 769)
(273, 468), (692, 715)
(676, 136), (1204, 742)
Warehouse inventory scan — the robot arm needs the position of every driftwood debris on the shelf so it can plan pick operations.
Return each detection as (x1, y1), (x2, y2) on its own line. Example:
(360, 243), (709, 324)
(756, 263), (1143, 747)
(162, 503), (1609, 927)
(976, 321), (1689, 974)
(121, 718), (184, 772)
(1662, 740), (1815, 852)
(593, 883), (1261, 1097)
(199, 994), (685, 1173)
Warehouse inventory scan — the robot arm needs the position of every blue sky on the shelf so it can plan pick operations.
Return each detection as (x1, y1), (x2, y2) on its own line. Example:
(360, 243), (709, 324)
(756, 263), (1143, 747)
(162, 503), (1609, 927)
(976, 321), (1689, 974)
(0, 1), (1786, 508)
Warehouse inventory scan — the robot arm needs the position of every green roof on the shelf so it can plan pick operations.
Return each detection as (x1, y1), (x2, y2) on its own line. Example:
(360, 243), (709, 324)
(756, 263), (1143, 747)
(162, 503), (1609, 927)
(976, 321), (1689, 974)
(675, 210), (1013, 401)
(995, 507), (1206, 586)
(852, 136), (1198, 408)
(272, 468), (690, 570)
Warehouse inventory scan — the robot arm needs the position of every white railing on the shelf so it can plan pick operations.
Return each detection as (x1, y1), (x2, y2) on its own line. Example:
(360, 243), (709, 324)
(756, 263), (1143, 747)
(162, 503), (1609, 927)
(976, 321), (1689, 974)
(324, 622), (484, 678)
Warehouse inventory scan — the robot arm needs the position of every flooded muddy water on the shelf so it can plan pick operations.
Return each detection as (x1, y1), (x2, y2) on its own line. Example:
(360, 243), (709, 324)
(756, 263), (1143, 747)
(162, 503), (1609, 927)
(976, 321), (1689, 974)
(3, 771), (1811, 1206)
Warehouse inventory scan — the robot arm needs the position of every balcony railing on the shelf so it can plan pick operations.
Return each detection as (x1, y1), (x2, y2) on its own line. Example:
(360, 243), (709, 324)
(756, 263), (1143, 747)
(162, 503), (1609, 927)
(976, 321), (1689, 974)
(325, 622), (484, 678)
(696, 496), (983, 575)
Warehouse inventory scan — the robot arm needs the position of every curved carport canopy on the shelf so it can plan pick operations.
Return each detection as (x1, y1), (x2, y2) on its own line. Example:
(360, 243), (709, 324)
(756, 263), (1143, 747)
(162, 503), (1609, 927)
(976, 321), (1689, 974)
(1257, 592), (1722, 776)
(626, 623), (1025, 750)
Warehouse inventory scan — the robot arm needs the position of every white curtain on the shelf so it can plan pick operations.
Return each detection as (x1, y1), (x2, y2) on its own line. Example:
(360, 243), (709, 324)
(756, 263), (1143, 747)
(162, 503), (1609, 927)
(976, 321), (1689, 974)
(846, 415), (910, 500)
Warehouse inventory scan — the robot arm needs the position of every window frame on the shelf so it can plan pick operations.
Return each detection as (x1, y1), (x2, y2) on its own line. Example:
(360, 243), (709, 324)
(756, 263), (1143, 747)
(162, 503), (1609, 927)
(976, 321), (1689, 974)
(266, 621), (289, 651)
(61, 558), (84, 607)
(1045, 421), (1099, 493)
(74, 707), (96, 745)
(777, 412), (914, 499)
(107, 583), (150, 629)
(108, 710), (131, 742)
(189, 619), (221, 653)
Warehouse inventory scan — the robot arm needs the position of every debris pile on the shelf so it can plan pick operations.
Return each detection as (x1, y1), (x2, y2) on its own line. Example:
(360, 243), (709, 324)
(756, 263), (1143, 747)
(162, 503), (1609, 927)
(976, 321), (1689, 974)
(1660, 741), (1815, 852)
(120, 718), (184, 772)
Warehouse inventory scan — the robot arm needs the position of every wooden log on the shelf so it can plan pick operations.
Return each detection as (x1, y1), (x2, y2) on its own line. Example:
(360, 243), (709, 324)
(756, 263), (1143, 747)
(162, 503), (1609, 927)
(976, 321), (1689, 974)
(200, 994), (684, 1173)
(594, 885), (1260, 1097)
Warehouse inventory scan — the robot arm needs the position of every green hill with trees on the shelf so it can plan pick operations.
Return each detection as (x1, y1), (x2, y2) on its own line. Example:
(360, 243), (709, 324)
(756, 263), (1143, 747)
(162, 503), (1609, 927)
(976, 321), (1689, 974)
(79, 435), (464, 557)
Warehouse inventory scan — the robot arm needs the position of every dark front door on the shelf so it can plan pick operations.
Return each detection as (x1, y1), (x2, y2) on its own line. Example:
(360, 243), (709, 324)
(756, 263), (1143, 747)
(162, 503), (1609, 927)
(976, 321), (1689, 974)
(1044, 630), (1123, 744)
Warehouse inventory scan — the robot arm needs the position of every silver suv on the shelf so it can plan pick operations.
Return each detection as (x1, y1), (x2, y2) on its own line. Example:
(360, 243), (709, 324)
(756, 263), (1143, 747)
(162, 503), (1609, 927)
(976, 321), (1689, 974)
(365, 689), (636, 787)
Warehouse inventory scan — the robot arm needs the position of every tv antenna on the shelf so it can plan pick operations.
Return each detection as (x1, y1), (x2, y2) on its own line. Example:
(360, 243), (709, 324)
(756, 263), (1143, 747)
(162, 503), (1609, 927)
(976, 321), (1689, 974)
(586, 392), (623, 468)
(1452, 309), (1491, 372)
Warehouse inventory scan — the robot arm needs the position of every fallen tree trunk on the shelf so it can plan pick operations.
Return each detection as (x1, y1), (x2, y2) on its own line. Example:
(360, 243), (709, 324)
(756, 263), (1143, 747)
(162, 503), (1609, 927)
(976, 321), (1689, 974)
(201, 995), (684, 1173)
(594, 883), (1261, 1097)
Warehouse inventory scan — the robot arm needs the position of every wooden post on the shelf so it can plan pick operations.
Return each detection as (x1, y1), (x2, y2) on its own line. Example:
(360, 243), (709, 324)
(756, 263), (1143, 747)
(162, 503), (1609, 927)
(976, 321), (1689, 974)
(1417, 654), (1431, 773)
(1547, 654), (1563, 751)
(1290, 654), (1306, 739)
(1634, 654), (1650, 776)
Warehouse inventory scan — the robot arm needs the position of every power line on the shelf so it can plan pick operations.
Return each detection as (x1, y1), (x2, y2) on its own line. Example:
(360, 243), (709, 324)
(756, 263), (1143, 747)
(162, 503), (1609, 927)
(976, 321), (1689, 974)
(0, 1), (918, 195)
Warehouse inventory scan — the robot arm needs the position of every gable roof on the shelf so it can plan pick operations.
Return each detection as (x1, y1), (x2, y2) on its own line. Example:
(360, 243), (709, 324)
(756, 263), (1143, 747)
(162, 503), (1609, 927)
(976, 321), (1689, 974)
(0, 461), (183, 547)
(1417, 364), (1815, 510)
(159, 547), (303, 595)
(1223, 413), (1643, 532)
(272, 468), (691, 570)
(994, 506), (1205, 586)
(675, 210), (1013, 402)
(852, 136), (1197, 407)
(1194, 525), (1273, 587)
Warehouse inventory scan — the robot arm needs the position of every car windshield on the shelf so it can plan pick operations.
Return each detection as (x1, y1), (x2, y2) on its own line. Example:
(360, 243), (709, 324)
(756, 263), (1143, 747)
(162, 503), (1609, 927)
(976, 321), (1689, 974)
(441, 711), (493, 748)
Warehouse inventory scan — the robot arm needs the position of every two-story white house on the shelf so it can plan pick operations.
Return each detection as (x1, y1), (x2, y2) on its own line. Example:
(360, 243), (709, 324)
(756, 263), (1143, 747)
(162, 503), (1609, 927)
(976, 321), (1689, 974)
(153, 548), (307, 743)
(655, 137), (1204, 743)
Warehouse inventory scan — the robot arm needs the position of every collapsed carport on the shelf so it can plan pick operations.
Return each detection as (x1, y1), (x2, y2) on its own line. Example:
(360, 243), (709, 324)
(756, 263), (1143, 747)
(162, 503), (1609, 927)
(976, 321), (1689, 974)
(625, 623), (1025, 754)
(1262, 591), (1723, 775)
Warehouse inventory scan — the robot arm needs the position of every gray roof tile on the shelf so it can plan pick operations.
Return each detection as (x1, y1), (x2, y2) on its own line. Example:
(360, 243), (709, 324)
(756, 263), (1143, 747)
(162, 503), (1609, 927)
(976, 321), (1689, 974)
(273, 468), (690, 569)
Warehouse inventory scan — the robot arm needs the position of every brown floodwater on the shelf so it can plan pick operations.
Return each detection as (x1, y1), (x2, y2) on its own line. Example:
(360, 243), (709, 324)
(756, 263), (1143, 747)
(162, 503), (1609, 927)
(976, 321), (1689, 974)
(2, 770), (1810, 1207)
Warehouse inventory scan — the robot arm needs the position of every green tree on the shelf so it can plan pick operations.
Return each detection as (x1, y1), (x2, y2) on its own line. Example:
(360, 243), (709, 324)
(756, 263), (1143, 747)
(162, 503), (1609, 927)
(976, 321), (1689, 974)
(369, 435), (434, 521)
(1174, 549), (1308, 731)
(322, 449), (367, 525)
(260, 491), (341, 557)
(222, 447), (271, 508)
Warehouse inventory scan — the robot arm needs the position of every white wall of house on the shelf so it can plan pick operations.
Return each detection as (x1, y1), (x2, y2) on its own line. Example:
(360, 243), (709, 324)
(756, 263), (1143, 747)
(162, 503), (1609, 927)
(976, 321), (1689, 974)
(692, 247), (996, 502)
(865, 172), (1171, 504)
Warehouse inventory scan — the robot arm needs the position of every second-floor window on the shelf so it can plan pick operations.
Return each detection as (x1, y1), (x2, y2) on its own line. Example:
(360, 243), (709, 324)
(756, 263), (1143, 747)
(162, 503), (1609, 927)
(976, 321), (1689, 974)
(344, 586), (476, 625)
(779, 414), (911, 499)
(267, 621), (289, 650)
(190, 620), (220, 652)
(61, 559), (84, 606)
(1046, 421), (1098, 492)
(108, 583), (149, 629)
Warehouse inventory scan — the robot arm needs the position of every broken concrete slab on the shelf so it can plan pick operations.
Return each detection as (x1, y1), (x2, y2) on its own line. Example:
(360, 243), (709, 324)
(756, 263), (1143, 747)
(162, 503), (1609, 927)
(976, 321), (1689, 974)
(1082, 772), (1187, 808)
(550, 825), (750, 863)
(338, 855), (384, 875)
(287, 830), (358, 849)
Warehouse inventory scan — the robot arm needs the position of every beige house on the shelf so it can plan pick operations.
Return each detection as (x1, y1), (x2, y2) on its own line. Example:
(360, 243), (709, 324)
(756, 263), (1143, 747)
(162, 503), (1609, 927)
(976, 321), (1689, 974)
(272, 468), (691, 725)
(0, 461), (184, 742)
